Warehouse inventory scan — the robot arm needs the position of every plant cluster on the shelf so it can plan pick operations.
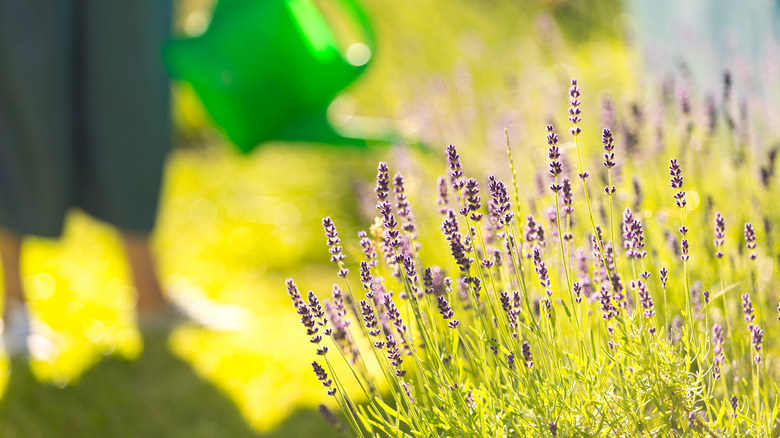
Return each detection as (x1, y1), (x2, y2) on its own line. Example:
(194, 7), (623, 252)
(286, 77), (779, 437)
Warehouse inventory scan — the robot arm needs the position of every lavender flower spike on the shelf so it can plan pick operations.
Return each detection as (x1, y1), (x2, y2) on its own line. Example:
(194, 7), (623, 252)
(751, 325), (764, 363)
(568, 79), (582, 136)
(637, 280), (655, 319)
(437, 176), (449, 213)
(712, 323), (724, 380)
(521, 341), (534, 368)
(714, 212), (725, 259)
(318, 404), (345, 432)
(286, 278), (304, 309)
(462, 178), (483, 222)
(742, 293), (755, 327)
(744, 222), (757, 260)
(394, 172), (418, 235)
(446, 145), (464, 190)
(312, 361), (336, 396)
(375, 162), (390, 201)
(322, 217), (348, 277)
(602, 128), (616, 169)
(669, 159), (686, 208)
(436, 295), (459, 328)
(546, 125), (563, 192)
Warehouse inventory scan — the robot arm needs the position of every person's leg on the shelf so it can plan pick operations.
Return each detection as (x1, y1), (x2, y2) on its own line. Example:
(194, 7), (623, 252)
(0, 0), (77, 357)
(120, 231), (166, 314)
(0, 229), (24, 317)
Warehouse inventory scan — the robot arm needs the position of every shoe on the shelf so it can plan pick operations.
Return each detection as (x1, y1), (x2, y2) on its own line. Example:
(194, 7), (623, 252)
(137, 277), (254, 335)
(1, 303), (59, 361)
(165, 277), (254, 332)
(1, 303), (31, 358)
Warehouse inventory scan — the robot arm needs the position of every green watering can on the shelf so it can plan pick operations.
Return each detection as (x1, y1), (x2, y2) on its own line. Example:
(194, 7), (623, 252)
(165, 0), (382, 153)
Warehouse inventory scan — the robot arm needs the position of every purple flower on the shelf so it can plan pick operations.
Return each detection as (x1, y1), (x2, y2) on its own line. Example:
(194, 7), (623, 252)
(574, 248), (593, 300)
(590, 230), (607, 288)
(312, 361), (336, 396)
(286, 278), (304, 309)
(402, 382), (414, 402)
(383, 294), (409, 344)
(742, 293), (755, 326)
(377, 201), (400, 257)
(359, 261), (374, 295)
(568, 79), (582, 136)
(375, 162), (390, 201)
(437, 176), (449, 213)
(394, 172), (418, 235)
(318, 404), (345, 432)
(714, 212), (725, 259)
(622, 208), (635, 253)
(680, 237), (689, 262)
(487, 176), (513, 229)
(712, 323), (724, 380)
(547, 125), (563, 189)
(602, 128), (616, 169)
(620, 208), (646, 261)
(610, 272), (625, 311)
(573, 282), (582, 304)
(441, 209), (460, 238)
(358, 230), (378, 267)
(360, 300), (380, 337)
(561, 177), (574, 216)
(525, 215), (545, 247)
(322, 217), (347, 276)
(385, 334), (406, 377)
(669, 159), (687, 208)
(446, 145), (464, 190)
(660, 267), (668, 289)
(442, 213), (473, 274)
(637, 280), (655, 319)
(325, 300), (357, 364)
(331, 284), (348, 320)
(500, 291), (518, 334)
(437, 295), (455, 320)
(751, 325), (764, 363)
(533, 247), (552, 297)
(730, 396), (738, 418)
(521, 341), (534, 368)
(599, 286), (615, 320)
(744, 222), (757, 260)
(549, 421), (558, 437)
(462, 178), (483, 222)
(401, 255), (421, 298)
(423, 267), (435, 295)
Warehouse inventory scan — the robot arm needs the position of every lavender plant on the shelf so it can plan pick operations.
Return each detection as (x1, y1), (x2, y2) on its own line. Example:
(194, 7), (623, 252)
(286, 78), (779, 437)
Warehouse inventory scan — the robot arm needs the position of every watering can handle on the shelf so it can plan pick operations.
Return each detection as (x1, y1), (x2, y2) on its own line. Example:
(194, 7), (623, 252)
(334, 0), (376, 53)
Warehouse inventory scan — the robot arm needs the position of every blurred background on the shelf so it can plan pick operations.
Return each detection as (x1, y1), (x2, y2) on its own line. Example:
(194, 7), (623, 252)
(1, 0), (779, 436)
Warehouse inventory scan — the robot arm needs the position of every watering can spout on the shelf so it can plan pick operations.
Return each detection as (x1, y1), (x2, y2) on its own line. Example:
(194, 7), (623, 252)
(165, 0), (386, 153)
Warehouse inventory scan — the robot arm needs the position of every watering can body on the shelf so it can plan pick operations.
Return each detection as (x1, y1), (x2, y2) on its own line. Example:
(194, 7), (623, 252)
(165, 0), (375, 152)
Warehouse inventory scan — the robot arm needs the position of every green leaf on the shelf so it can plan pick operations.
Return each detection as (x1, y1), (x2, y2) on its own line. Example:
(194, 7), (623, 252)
(373, 396), (400, 420)
(560, 300), (572, 319)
